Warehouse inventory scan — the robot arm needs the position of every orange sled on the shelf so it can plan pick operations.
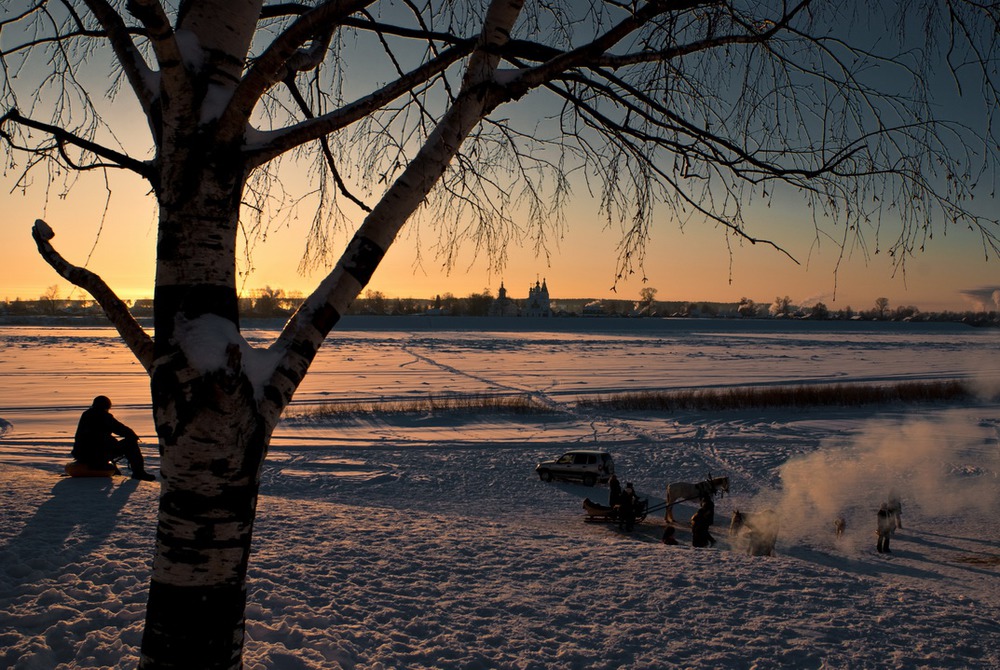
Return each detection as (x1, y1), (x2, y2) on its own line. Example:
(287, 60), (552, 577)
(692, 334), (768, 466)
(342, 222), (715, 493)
(64, 461), (119, 478)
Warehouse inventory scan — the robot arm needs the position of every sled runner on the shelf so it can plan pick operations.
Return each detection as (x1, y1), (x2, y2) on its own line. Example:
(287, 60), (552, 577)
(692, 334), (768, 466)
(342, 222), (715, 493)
(582, 497), (648, 524)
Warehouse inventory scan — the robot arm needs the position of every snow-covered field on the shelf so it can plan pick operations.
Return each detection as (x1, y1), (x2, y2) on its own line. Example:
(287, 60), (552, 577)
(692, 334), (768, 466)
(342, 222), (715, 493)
(1, 317), (998, 669)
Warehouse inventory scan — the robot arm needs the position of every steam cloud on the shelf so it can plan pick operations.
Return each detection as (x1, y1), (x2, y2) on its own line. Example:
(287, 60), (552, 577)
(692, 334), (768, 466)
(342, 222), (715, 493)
(754, 414), (999, 552)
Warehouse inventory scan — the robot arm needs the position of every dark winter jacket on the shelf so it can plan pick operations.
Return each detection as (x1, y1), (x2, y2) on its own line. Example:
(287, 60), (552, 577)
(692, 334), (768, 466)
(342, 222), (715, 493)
(690, 502), (715, 547)
(72, 407), (138, 464)
(609, 476), (622, 507)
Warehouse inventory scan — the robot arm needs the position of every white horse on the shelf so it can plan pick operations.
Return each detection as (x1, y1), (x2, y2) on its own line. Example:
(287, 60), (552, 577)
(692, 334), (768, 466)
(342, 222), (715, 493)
(729, 509), (779, 556)
(664, 476), (729, 523)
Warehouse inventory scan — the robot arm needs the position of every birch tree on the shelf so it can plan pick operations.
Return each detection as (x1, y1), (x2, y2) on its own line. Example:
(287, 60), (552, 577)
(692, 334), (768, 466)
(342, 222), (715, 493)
(2, 1), (998, 667)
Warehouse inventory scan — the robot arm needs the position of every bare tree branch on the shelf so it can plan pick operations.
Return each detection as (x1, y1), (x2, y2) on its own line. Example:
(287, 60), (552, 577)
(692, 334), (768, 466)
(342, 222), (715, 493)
(262, 0), (525, 425)
(80, 0), (158, 118)
(31, 219), (154, 371)
(1, 108), (153, 178)
(282, 76), (372, 212)
(245, 40), (474, 164)
(226, 0), (376, 135)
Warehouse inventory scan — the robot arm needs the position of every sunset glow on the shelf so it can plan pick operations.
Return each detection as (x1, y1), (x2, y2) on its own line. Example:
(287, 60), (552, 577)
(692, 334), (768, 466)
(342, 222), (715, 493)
(2, 161), (996, 313)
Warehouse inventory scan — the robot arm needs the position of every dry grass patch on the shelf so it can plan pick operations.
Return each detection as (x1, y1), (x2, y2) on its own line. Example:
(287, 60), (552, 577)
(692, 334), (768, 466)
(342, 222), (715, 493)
(298, 393), (546, 419)
(577, 380), (974, 412)
(296, 380), (981, 420)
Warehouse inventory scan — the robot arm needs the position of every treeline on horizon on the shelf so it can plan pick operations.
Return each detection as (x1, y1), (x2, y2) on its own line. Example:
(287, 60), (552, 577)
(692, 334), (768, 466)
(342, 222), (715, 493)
(2, 287), (998, 326)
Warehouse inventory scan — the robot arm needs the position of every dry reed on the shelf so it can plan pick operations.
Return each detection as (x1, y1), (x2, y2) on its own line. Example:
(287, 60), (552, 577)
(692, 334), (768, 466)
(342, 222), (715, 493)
(296, 380), (977, 420)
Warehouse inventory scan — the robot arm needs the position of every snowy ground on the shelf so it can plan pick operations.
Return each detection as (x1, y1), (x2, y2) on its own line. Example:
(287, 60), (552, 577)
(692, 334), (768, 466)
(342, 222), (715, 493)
(1, 318), (998, 669)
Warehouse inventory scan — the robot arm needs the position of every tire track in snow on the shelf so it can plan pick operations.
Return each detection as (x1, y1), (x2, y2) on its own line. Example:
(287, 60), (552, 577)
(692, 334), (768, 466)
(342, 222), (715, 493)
(400, 343), (566, 406)
(400, 343), (743, 481)
(397, 343), (821, 500)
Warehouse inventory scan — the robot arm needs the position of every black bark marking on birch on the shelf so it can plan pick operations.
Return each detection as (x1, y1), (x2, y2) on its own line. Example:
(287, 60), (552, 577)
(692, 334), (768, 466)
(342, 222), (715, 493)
(151, 354), (256, 446)
(156, 229), (182, 262)
(154, 284), (240, 343)
(262, 384), (285, 407)
(240, 420), (269, 480)
(312, 302), (341, 337)
(142, 580), (247, 667)
(274, 364), (304, 387)
(151, 362), (187, 443)
(345, 234), (385, 287)
(161, 485), (257, 518)
(209, 458), (231, 476)
(288, 338), (318, 363)
(240, 430), (269, 478)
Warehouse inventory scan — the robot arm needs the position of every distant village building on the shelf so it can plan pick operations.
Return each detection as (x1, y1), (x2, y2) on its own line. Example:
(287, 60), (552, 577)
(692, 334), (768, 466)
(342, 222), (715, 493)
(488, 282), (520, 317)
(488, 278), (552, 317)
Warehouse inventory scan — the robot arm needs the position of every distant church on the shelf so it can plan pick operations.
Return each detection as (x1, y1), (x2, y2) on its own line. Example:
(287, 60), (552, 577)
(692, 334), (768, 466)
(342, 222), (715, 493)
(524, 278), (552, 317)
(489, 278), (552, 317)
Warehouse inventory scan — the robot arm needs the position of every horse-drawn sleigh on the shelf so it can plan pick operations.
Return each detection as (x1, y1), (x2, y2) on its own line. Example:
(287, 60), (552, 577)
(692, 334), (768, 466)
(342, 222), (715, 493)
(582, 496), (649, 524)
(581, 473), (729, 526)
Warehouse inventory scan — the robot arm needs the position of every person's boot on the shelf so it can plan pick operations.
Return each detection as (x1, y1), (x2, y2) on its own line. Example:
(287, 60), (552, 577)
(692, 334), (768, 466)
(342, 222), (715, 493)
(131, 470), (156, 482)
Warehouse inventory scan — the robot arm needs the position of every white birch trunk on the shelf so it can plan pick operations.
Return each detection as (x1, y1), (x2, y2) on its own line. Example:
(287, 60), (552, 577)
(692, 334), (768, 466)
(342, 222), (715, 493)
(131, 1), (527, 668)
(136, 4), (272, 669)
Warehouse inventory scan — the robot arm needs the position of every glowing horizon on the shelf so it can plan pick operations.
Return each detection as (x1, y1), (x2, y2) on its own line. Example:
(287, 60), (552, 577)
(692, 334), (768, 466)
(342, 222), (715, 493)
(2, 161), (997, 314)
(3, 185), (996, 314)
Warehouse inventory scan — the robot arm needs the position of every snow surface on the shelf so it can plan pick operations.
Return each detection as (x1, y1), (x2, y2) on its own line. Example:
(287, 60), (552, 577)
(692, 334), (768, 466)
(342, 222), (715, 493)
(1, 318), (998, 669)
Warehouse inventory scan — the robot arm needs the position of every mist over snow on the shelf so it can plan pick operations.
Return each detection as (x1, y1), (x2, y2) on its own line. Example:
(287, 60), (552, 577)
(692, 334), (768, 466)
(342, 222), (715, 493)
(765, 416), (1000, 553)
(0, 318), (998, 669)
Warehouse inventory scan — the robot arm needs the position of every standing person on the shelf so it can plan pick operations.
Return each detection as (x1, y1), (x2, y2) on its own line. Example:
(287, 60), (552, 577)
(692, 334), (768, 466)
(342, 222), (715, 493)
(876, 503), (894, 554)
(690, 497), (716, 548)
(618, 482), (637, 532)
(608, 473), (622, 509)
(73, 395), (155, 481)
(702, 495), (716, 527)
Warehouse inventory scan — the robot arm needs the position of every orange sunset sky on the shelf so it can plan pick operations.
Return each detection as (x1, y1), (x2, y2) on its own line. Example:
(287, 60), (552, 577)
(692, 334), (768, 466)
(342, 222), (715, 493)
(1, 158), (998, 314)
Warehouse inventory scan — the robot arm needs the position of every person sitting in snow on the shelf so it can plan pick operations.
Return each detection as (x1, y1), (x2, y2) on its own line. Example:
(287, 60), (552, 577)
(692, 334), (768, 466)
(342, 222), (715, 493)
(73, 395), (155, 481)
(661, 525), (678, 545)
